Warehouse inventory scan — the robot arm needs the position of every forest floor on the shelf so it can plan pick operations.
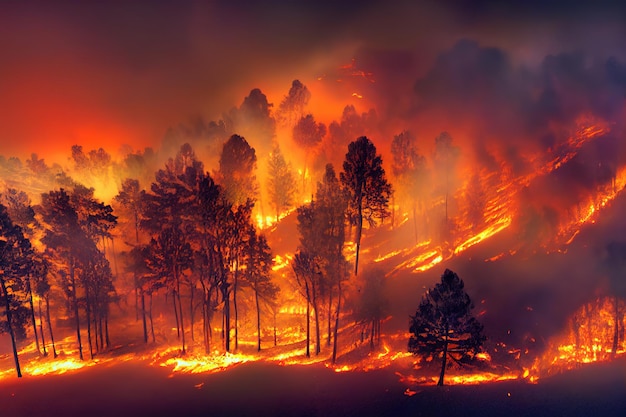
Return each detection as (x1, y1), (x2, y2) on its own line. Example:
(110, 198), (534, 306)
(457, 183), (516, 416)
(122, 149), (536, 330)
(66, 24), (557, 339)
(0, 353), (624, 417)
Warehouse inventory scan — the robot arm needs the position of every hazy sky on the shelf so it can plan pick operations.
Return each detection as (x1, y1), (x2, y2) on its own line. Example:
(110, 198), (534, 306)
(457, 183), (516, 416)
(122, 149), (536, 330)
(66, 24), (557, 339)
(0, 0), (624, 160)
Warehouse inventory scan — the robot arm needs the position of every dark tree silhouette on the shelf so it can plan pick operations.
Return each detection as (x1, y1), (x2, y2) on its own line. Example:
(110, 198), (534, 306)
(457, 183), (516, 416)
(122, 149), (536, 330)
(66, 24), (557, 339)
(31, 254), (57, 357)
(40, 189), (89, 360)
(243, 228), (278, 351)
(314, 164), (348, 362)
(114, 178), (148, 339)
(218, 134), (258, 206)
(229, 88), (275, 156)
(0, 201), (33, 377)
(292, 249), (321, 357)
(146, 226), (193, 353)
(340, 136), (392, 275)
(267, 143), (297, 221)
(408, 269), (485, 386)
(1, 189), (42, 353)
(277, 79), (311, 128)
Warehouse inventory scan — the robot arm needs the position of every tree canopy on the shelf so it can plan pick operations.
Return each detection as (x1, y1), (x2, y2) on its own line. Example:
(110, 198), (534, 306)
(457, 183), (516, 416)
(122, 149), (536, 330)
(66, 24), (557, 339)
(408, 269), (485, 386)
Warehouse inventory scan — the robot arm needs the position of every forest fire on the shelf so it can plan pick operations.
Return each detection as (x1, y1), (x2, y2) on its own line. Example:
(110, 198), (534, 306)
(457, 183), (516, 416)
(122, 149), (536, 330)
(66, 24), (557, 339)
(2, 3), (626, 416)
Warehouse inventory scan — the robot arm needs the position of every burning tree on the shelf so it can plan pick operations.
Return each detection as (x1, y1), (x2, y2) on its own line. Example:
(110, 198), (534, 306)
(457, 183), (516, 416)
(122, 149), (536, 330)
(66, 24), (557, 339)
(408, 269), (485, 386)
(341, 136), (392, 275)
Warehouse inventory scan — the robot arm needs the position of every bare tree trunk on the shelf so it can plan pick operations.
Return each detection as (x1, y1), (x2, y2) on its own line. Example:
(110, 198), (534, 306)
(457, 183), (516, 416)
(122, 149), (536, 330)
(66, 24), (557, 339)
(327, 289), (332, 347)
(176, 275), (186, 354)
(438, 330), (448, 386)
(26, 277), (40, 354)
(201, 285), (208, 353)
(222, 283), (231, 352)
(255, 287), (261, 351)
(70, 261), (83, 360)
(105, 313), (110, 348)
(172, 291), (180, 338)
(313, 292), (320, 355)
(354, 203), (363, 275)
(45, 294), (57, 358)
(141, 288), (148, 343)
(305, 298), (310, 358)
(273, 307), (277, 347)
(99, 315), (105, 351)
(38, 297), (47, 356)
(331, 278), (342, 364)
(1, 277), (22, 377)
(85, 288), (94, 359)
(149, 293), (155, 343)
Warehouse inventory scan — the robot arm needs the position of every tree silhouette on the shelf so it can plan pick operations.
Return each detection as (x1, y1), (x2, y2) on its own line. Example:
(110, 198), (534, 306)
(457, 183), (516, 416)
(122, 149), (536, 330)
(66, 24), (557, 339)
(1, 189), (42, 353)
(0, 201), (33, 377)
(408, 269), (485, 386)
(146, 226), (193, 353)
(114, 178), (147, 338)
(229, 88), (275, 156)
(293, 114), (326, 194)
(292, 249), (321, 357)
(277, 79), (311, 128)
(243, 228), (278, 351)
(31, 254), (57, 357)
(314, 164), (348, 362)
(340, 136), (392, 275)
(267, 143), (297, 221)
(40, 189), (89, 360)
(218, 134), (258, 206)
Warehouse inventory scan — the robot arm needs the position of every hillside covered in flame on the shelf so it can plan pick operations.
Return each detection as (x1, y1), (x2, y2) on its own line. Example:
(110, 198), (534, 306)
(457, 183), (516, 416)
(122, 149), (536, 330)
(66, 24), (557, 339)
(1, 1), (626, 416)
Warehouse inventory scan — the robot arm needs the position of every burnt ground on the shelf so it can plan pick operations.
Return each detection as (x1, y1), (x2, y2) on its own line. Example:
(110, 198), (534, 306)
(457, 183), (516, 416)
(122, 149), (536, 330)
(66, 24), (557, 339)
(1, 357), (624, 417)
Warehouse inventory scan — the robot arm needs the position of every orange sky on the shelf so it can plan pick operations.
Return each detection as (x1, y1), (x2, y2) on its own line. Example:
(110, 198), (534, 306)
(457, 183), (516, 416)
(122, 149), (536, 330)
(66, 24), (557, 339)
(1, 1), (624, 164)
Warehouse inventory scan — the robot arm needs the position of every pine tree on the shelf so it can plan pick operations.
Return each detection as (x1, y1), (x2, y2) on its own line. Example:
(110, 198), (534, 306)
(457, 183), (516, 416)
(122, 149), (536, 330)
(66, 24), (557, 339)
(0, 202), (33, 377)
(243, 229), (278, 351)
(340, 136), (392, 275)
(217, 134), (258, 206)
(267, 143), (297, 221)
(408, 269), (485, 386)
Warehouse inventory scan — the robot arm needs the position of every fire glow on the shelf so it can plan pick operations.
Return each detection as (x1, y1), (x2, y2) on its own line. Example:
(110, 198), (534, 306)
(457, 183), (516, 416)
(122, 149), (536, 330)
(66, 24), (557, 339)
(1, 11), (625, 415)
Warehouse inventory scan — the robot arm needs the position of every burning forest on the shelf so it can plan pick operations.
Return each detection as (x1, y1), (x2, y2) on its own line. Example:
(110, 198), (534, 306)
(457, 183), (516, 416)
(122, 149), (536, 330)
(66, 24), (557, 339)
(1, 1), (626, 416)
